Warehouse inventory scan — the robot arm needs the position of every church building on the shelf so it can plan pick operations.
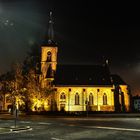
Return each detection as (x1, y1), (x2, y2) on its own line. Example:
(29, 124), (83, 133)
(39, 12), (131, 112)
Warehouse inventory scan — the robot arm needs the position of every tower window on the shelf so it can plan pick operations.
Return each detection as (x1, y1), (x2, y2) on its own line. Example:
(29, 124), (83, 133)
(75, 93), (80, 105)
(47, 51), (52, 62)
(103, 93), (107, 105)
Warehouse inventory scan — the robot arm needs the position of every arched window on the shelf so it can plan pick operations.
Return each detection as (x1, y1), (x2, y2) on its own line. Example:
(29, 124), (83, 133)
(60, 93), (66, 100)
(47, 51), (52, 62)
(103, 93), (107, 105)
(75, 93), (80, 105)
(89, 93), (93, 105)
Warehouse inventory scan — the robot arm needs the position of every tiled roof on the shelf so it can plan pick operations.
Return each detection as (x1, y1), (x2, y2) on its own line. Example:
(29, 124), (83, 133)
(54, 65), (112, 85)
(111, 74), (126, 85)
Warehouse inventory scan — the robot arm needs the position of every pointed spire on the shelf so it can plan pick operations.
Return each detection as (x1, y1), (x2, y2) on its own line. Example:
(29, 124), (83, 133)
(48, 11), (55, 45)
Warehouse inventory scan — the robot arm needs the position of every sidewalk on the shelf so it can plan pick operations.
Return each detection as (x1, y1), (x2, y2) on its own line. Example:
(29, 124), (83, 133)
(87, 113), (140, 118)
(1, 113), (140, 120)
(0, 114), (14, 120)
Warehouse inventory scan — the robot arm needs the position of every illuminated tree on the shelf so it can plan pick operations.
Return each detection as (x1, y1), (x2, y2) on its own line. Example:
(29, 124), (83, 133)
(22, 43), (54, 112)
(23, 68), (55, 112)
(0, 63), (26, 112)
(0, 42), (56, 112)
(0, 71), (15, 111)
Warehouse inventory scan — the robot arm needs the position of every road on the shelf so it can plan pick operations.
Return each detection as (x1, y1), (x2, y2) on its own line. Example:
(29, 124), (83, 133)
(0, 115), (140, 140)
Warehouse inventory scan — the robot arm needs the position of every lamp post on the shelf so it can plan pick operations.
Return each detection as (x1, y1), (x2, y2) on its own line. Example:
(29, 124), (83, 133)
(13, 90), (18, 128)
(14, 105), (18, 128)
(12, 81), (19, 128)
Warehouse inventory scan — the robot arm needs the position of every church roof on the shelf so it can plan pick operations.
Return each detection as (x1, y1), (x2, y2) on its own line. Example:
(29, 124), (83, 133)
(54, 65), (112, 86)
(111, 74), (126, 85)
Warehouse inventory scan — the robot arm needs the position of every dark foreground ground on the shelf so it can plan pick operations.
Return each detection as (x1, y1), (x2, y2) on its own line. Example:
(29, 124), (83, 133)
(0, 113), (140, 140)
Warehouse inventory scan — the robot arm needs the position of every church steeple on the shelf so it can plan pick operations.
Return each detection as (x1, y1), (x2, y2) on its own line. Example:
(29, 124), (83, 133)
(48, 11), (55, 45)
(40, 11), (58, 88)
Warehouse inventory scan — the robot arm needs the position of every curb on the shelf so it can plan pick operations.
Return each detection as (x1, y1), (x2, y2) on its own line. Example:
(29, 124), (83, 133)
(10, 126), (32, 132)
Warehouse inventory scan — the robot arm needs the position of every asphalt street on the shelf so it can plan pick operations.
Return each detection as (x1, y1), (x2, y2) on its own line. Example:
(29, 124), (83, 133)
(0, 115), (140, 140)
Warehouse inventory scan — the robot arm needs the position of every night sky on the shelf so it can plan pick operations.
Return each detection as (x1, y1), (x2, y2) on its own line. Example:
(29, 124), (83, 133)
(0, 0), (140, 95)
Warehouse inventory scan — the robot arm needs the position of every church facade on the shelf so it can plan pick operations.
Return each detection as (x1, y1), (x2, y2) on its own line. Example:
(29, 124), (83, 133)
(39, 12), (131, 112)
(40, 44), (130, 112)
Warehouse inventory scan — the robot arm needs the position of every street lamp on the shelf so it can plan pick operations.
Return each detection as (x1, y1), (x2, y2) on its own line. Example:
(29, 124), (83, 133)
(13, 90), (18, 128)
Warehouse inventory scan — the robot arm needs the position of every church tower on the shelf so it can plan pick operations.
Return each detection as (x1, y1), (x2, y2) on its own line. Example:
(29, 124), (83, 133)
(40, 12), (58, 88)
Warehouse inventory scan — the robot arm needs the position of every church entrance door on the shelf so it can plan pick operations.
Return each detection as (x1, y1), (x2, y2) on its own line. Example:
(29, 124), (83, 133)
(60, 104), (65, 112)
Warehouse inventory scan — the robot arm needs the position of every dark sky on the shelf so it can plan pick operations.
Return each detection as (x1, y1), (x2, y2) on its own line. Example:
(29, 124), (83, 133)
(0, 0), (140, 95)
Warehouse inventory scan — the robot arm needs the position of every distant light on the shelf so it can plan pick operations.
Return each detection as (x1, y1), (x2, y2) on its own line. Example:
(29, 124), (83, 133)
(28, 39), (34, 45)
(89, 78), (92, 80)
(4, 22), (8, 26)
(6, 19), (9, 23)
(10, 23), (14, 26)
(0, 18), (14, 27)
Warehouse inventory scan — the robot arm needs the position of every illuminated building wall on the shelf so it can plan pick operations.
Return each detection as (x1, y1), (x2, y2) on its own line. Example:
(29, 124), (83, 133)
(55, 86), (115, 112)
(0, 93), (13, 111)
(40, 85), (130, 112)
(119, 85), (130, 112)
